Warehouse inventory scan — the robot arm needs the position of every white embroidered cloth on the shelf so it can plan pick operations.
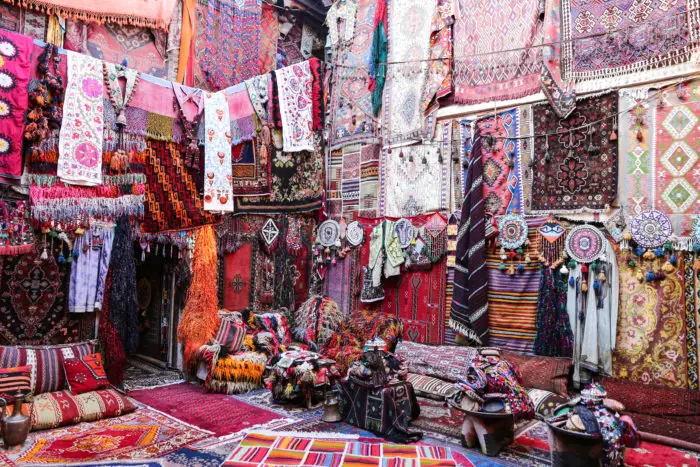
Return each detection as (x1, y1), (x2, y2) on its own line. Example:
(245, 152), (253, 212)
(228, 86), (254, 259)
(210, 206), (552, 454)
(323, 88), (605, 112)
(276, 61), (315, 152)
(203, 91), (234, 212)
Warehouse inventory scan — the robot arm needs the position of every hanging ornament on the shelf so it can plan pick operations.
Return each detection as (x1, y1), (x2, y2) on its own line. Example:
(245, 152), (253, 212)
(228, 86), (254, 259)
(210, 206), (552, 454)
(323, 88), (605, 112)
(317, 219), (341, 248)
(537, 214), (566, 268)
(565, 224), (605, 264)
(498, 214), (528, 274)
(630, 209), (673, 249)
(345, 221), (365, 248)
(260, 218), (280, 253)
(394, 218), (416, 249)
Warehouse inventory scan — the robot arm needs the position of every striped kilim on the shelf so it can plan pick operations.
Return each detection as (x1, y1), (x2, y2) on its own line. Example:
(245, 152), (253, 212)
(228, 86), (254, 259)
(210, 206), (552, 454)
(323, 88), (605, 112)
(222, 431), (458, 466)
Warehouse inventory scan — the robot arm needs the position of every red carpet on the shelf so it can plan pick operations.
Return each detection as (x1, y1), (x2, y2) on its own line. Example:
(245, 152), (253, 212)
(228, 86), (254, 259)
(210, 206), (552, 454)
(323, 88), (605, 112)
(129, 382), (285, 436)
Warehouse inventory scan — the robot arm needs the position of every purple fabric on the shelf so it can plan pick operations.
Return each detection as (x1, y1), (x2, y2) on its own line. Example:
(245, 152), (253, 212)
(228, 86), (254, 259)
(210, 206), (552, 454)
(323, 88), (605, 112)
(69, 226), (114, 313)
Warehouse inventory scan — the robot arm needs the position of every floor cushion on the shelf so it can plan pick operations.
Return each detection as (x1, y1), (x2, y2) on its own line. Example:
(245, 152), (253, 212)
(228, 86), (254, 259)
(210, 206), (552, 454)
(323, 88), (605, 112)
(31, 388), (137, 431)
(500, 350), (571, 397)
(406, 373), (458, 401)
(395, 341), (478, 382)
(527, 388), (569, 419)
(0, 365), (31, 403)
(0, 341), (96, 396)
(205, 351), (267, 395)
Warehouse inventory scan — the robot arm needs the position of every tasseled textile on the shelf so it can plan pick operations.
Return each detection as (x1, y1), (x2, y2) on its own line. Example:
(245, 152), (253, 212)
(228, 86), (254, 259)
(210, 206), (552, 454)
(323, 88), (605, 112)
(109, 216), (140, 354)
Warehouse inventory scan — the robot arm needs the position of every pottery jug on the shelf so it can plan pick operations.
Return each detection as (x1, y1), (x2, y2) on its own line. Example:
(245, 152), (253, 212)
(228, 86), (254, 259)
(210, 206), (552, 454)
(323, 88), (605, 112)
(1, 390), (31, 451)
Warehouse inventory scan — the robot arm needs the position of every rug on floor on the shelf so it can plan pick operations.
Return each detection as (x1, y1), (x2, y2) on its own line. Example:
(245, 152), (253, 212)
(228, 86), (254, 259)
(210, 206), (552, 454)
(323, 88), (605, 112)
(230, 387), (324, 420)
(129, 382), (290, 437)
(0, 407), (210, 466)
(123, 358), (184, 391)
(411, 397), (463, 439)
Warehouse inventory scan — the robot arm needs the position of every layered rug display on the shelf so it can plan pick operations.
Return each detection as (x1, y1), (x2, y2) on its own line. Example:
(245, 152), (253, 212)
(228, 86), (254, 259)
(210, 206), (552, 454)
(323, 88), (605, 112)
(122, 358), (184, 391)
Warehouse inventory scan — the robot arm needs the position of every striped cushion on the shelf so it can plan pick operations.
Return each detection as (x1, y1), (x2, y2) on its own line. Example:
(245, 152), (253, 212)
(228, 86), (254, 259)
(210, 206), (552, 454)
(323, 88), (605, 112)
(0, 341), (96, 396)
(407, 373), (458, 401)
(214, 321), (247, 354)
(0, 365), (31, 403)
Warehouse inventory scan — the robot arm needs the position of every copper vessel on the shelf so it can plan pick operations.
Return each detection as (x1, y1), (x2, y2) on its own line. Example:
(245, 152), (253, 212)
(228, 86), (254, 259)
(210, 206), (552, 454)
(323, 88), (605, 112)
(1, 391), (31, 451)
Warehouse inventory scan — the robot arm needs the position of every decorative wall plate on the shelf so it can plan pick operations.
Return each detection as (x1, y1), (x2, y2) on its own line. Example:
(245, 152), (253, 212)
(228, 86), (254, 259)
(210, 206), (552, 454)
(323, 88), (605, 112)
(630, 209), (673, 248)
(394, 218), (415, 249)
(317, 219), (341, 247)
(498, 214), (528, 250)
(345, 221), (364, 247)
(565, 224), (605, 264)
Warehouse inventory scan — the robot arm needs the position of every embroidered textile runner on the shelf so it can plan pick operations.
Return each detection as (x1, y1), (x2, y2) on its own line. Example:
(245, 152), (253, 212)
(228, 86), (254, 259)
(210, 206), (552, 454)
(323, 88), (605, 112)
(453, 0), (543, 104)
(562, 0), (700, 90)
(530, 92), (618, 213)
(58, 51), (104, 186)
(1, 0), (178, 30)
(203, 91), (233, 212)
(382, 0), (436, 145)
(276, 61), (315, 152)
(328, 0), (380, 150)
(0, 29), (32, 183)
(258, 3), (278, 74)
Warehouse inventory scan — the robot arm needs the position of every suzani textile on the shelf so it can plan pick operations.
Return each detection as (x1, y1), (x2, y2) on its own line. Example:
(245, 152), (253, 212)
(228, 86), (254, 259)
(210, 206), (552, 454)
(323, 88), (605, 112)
(142, 140), (216, 232)
(531, 92), (618, 212)
(58, 51), (104, 187)
(613, 253), (689, 389)
(382, 0), (436, 145)
(562, 0), (700, 90)
(453, 0), (543, 104)
(380, 145), (447, 217)
(328, 0), (380, 149)
(0, 30), (32, 184)
(276, 61), (315, 152)
(203, 91), (233, 212)
(195, 0), (261, 91)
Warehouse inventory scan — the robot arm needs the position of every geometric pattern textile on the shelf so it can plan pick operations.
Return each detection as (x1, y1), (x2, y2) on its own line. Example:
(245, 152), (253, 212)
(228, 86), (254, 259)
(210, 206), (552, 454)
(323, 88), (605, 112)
(30, 388), (136, 430)
(531, 92), (618, 212)
(232, 139), (271, 196)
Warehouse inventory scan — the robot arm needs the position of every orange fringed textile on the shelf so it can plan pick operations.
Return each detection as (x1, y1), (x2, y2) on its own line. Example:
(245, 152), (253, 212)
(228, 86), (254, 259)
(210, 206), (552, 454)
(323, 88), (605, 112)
(177, 225), (219, 369)
(176, 0), (196, 83)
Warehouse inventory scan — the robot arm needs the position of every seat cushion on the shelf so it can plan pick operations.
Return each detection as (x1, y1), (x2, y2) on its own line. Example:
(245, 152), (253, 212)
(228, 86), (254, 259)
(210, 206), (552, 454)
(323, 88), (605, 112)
(214, 320), (247, 354)
(31, 388), (137, 431)
(395, 341), (478, 382)
(500, 350), (571, 397)
(0, 365), (31, 403)
(406, 373), (458, 401)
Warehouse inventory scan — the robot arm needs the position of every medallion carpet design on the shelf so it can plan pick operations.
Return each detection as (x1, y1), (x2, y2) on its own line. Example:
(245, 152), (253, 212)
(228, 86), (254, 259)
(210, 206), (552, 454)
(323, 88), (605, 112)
(129, 383), (286, 437)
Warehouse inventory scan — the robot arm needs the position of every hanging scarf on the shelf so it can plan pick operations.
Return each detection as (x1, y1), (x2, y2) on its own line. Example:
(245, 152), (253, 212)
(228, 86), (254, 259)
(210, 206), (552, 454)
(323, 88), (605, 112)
(58, 51), (104, 186)
(275, 61), (315, 152)
(540, 0), (575, 118)
(245, 74), (271, 123)
(173, 82), (204, 170)
(203, 90), (233, 212)
(0, 30), (33, 184)
(450, 132), (488, 344)
(369, 0), (387, 116)
(108, 216), (139, 354)
(534, 267), (574, 357)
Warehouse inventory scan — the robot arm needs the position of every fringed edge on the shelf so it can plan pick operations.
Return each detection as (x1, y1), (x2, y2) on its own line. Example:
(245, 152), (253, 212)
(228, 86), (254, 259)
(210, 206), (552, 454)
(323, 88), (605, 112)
(30, 195), (145, 222)
(672, 236), (695, 251)
(124, 379), (185, 391)
(0, 243), (35, 256)
(3, 0), (172, 30)
(453, 83), (541, 106)
(207, 380), (263, 394)
(29, 173), (146, 187)
(230, 117), (256, 145)
(448, 318), (483, 345)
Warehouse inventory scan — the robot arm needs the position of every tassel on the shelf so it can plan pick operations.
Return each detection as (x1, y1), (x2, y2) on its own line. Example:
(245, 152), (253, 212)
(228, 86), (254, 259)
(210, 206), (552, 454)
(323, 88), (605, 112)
(636, 271), (644, 282)
(581, 264), (589, 274)
(508, 264), (515, 275)
(643, 249), (656, 261)
(40, 246), (48, 260)
(653, 247), (665, 257)
(645, 270), (656, 282)
(560, 264), (569, 275)
(670, 254), (678, 266)
(581, 279), (588, 292)
(568, 259), (577, 269)
(610, 118), (617, 141)
(593, 279), (600, 291)
(662, 260), (675, 273)
(597, 271), (606, 281)
(499, 262), (506, 271)
(627, 259), (636, 268)
(636, 129), (644, 142)
(569, 276), (575, 287)
(517, 263), (525, 273)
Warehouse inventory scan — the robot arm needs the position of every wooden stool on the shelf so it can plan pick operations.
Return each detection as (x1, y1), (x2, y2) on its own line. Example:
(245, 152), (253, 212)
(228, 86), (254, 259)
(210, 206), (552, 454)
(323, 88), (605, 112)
(447, 398), (514, 456)
(547, 421), (606, 467)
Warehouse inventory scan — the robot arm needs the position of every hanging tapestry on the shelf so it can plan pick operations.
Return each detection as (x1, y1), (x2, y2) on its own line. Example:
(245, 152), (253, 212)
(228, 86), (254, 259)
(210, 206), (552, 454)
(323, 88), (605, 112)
(458, 119), (473, 199)
(328, 0), (380, 150)
(613, 253), (688, 389)
(382, 0), (436, 145)
(0, 4), (47, 41)
(0, 30), (32, 184)
(453, 0), (543, 104)
(443, 212), (459, 345)
(57, 51), (104, 187)
(203, 91), (233, 212)
(276, 61), (315, 152)
(441, 121), (460, 213)
(234, 136), (324, 213)
(142, 139), (217, 232)
(64, 21), (168, 78)
(323, 249), (358, 315)
(245, 74), (270, 123)
(359, 144), (380, 218)
(222, 237), (258, 311)
(232, 139), (271, 196)
(475, 108), (524, 216)
(327, 148), (343, 219)
(421, 0), (453, 115)
(561, 0), (700, 91)
(165, 0), (182, 81)
(487, 217), (544, 355)
(225, 84), (256, 145)
(380, 144), (447, 217)
(195, 0), (261, 91)
(450, 133), (488, 344)
(341, 144), (361, 219)
(517, 105), (535, 213)
(684, 252), (698, 390)
(531, 92), (618, 212)
(541, 0), (576, 118)
(258, 3), (278, 74)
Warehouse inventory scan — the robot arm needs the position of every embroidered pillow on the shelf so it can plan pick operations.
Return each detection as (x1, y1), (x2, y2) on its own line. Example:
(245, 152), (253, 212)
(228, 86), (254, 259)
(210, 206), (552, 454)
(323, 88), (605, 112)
(407, 373), (458, 401)
(63, 353), (110, 395)
(0, 365), (32, 404)
(527, 388), (569, 419)
(214, 321), (247, 354)
(501, 350), (571, 397)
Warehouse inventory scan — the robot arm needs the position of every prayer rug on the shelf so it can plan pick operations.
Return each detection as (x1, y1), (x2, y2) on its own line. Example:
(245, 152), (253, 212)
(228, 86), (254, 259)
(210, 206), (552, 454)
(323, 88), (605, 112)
(359, 144), (380, 217)
(382, 0), (436, 145)
(234, 137), (324, 213)
(328, 0), (380, 150)
(561, 0), (700, 90)
(258, 3), (278, 74)
(129, 383), (285, 437)
(531, 92), (618, 213)
(613, 250), (689, 389)
(195, 0), (260, 91)
(0, 29), (32, 184)
(232, 139), (271, 196)
(221, 236), (258, 311)
(453, 0), (543, 104)
(473, 108), (524, 216)
(64, 21), (168, 77)
(380, 144), (448, 217)
(142, 139), (217, 232)
(487, 217), (545, 355)
(0, 406), (210, 466)
(222, 431), (458, 466)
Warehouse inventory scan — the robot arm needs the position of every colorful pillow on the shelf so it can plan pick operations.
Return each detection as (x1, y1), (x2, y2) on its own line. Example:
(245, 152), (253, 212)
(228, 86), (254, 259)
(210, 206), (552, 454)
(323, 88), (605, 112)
(63, 353), (110, 395)
(500, 350), (571, 397)
(527, 388), (570, 418)
(293, 295), (344, 349)
(407, 373), (458, 401)
(0, 341), (96, 395)
(395, 341), (478, 382)
(31, 388), (137, 431)
(214, 321), (247, 354)
(0, 365), (32, 404)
